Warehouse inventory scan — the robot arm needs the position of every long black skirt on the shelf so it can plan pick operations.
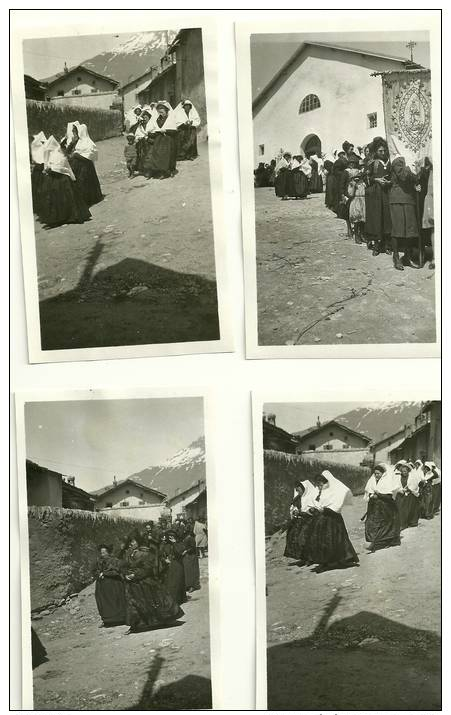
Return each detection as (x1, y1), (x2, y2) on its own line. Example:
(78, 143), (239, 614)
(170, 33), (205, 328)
(284, 514), (314, 560)
(164, 560), (187, 605)
(68, 155), (103, 207)
(325, 175), (336, 211)
(37, 171), (91, 227)
(275, 169), (289, 197)
(95, 576), (126, 626)
(432, 483), (441, 514)
(309, 167), (323, 193)
(183, 553), (200, 590)
(291, 170), (309, 198)
(125, 576), (184, 631)
(143, 132), (177, 178)
(365, 494), (400, 550)
(396, 492), (420, 531)
(365, 184), (391, 241)
(308, 509), (358, 566)
(419, 481), (434, 519)
(31, 163), (44, 214)
(177, 124), (198, 160)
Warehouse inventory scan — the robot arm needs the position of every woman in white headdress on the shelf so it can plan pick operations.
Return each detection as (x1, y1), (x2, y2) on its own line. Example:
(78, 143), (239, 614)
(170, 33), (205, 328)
(308, 153), (323, 193)
(426, 462), (441, 515)
(421, 461), (440, 519)
(274, 152), (292, 199)
(284, 478), (317, 562)
(306, 470), (359, 572)
(174, 99), (201, 160)
(37, 136), (91, 227)
(141, 101), (178, 178)
(394, 461), (421, 530)
(290, 155), (310, 199)
(124, 105), (143, 133)
(363, 463), (401, 552)
(62, 122), (103, 207)
(30, 131), (47, 213)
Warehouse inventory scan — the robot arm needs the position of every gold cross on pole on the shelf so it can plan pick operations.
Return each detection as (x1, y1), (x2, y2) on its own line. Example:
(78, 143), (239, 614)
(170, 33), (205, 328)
(406, 40), (417, 62)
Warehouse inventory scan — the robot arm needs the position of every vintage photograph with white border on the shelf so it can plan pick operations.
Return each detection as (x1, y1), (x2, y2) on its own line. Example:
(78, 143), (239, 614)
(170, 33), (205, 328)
(253, 387), (441, 710)
(11, 11), (233, 363)
(236, 12), (441, 359)
(15, 386), (221, 710)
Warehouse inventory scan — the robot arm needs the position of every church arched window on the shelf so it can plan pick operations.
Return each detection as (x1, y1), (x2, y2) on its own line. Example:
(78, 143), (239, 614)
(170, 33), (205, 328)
(299, 94), (320, 114)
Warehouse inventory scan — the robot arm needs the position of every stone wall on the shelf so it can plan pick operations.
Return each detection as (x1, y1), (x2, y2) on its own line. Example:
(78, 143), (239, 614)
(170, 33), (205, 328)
(263, 450), (371, 535)
(27, 506), (141, 612)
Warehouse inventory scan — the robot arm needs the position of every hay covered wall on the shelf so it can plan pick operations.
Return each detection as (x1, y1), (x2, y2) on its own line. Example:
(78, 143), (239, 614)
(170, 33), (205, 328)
(27, 507), (139, 612)
(263, 450), (371, 535)
(26, 100), (122, 143)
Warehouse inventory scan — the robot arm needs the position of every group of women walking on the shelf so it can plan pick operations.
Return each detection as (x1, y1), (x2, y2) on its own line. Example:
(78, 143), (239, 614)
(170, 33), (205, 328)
(94, 517), (205, 634)
(254, 152), (323, 198)
(284, 458), (441, 572)
(323, 138), (435, 271)
(123, 99), (201, 179)
(29, 121), (102, 228)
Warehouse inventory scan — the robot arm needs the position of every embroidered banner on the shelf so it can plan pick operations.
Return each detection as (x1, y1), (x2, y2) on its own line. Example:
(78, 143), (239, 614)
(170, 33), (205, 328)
(381, 69), (432, 170)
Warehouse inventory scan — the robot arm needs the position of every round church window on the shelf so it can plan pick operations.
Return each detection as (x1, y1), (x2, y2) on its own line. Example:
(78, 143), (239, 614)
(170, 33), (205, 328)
(299, 94), (321, 114)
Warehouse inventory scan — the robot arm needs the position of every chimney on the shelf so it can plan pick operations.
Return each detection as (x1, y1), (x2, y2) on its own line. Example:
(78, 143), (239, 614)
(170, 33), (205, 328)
(64, 62), (69, 74)
(317, 416), (321, 427)
(113, 475), (117, 486)
(67, 476), (75, 486)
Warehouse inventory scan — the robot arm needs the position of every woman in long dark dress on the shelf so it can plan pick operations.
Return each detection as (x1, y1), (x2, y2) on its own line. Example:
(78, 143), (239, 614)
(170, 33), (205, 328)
(284, 480), (317, 564)
(123, 534), (184, 634)
(364, 464), (401, 552)
(389, 155), (421, 270)
(37, 136), (91, 227)
(323, 159), (335, 211)
(94, 544), (126, 627)
(425, 462), (442, 514)
(274, 153), (292, 199)
(365, 138), (392, 255)
(394, 463), (420, 530)
(183, 530), (201, 592)
(308, 154), (323, 193)
(30, 131), (47, 214)
(142, 101), (178, 179)
(160, 531), (187, 605)
(307, 471), (359, 572)
(291, 156), (311, 198)
(174, 99), (201, 160)
(419, 462), (435, 519)
(63, 122), (103, 207)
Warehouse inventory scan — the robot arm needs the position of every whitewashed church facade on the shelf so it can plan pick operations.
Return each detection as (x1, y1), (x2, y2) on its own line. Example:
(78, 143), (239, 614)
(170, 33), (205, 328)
(252, 42), (419, 165)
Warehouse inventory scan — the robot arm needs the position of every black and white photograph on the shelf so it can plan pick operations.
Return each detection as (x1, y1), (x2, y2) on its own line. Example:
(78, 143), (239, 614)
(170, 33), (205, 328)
(16, 390), (218, 710)
(236, 15), (441, 357)
(11, 14), (231, 362)
(254, 396), (441, 710)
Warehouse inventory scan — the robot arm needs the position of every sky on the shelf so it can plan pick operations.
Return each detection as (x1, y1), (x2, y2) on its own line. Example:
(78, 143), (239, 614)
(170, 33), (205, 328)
(25, 397), (204, 492)
(263, 401), (381, 434)
(23, 33), (135, 79)
(251, 31), (430, 99)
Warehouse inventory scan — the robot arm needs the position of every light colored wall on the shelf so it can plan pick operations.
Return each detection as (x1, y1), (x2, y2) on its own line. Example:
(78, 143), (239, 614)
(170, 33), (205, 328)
(122, 72), (156, 113)
(96, 504), (164, 522)
(95, 483), (164, 510)
(50, 92), (120, 112)
(301, 448), (369, 467)
(298, 424), (368, 451)
(253, 47), (406, 165)
(47, 70), (115, 98)
(372, 433), (405, 465)
(169, 483), (205, 518)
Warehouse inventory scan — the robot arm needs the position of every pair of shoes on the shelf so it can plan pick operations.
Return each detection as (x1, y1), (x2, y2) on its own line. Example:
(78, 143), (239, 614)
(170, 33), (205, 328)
(394, 260), (404, 271)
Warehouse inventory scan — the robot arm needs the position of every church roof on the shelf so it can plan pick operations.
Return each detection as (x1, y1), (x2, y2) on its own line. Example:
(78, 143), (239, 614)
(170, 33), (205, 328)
(253, 41), (423, 114)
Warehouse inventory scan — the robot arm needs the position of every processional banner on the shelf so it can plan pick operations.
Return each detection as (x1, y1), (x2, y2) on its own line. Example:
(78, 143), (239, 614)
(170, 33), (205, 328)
(380, 69), (432, 170)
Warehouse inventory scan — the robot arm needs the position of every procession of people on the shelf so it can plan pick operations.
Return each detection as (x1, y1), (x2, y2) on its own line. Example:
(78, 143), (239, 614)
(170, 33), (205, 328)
(94, 515), (207, 634)
(284, 459), (441, 572)
(255, 136), (435, 271)
(29, 98), (201, 228)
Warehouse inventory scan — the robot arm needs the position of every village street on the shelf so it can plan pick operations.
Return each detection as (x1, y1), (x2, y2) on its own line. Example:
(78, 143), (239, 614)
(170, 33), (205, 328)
(35, 137), (219, 351)
(255, 188), (436, 346)
(266, 499), (441, 710)
(32, 560), (211, 710)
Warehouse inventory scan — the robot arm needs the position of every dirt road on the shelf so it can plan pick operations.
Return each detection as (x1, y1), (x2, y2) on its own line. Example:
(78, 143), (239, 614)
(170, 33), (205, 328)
(32, 560), (211, 710)
(266, 499), (441, 710)
(255, 189), (436, 346)
(35, 138), (219, 350)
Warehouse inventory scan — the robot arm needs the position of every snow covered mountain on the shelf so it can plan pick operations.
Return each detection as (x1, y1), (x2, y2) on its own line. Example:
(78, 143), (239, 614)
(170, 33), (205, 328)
(129, 436), (206, 498)
(335, 402), (422, 443)
(83, 30), (177, 87)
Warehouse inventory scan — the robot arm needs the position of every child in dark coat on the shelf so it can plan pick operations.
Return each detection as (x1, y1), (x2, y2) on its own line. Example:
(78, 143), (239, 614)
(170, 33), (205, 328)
(124, 134), (138, 177)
